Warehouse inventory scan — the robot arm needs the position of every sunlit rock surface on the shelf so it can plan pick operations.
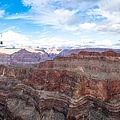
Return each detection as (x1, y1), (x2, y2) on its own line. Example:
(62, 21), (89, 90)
(0, 50), (120, 120)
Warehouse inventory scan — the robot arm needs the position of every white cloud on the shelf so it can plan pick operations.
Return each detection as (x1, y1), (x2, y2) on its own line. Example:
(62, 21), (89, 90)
(6, 8), (78, 31)
(0, 10), (4, 17)
(22, 0), (49, 7)
(5, 0), (120, 34)
(37, 8), (77, 26)
(32, 36), (118, 49)
(0, 30), (118, 49)
(95, 39), (113, 47)
(79, 23), (96, 30)
(0, 30), (32, 47)
(91, 0), (120, 34)
(21, 0), (92, 31)
(79, 38), (119, 49)
(32, 36), (79, 48)
(6, 13), (30, 20)
(99, 0), (120, 12)
(99, 8), (119, 32)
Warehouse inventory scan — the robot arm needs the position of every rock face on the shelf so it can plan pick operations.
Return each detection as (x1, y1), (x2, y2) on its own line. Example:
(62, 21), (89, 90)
(0, 50), (120, 120)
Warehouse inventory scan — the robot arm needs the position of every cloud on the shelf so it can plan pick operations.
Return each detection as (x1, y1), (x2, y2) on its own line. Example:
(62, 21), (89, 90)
(20, 0), (96, 25)
(22, 0), (49, 7)
(6, 13), (30, 20)
(6, 8), (78, 31)
(32, 36), (77, 48)
(0, 10), (5, 17)
(0, 30), (118, 49)
(93, 0), (120, 34)
(79, 23), (96, 30)
(78, 39), (120, 49)
(32, 36), (120, 49)
(0, 30), (32, 47)
(37, 8), (77, 26)
(99, 0), (120, 12)
(5, 0), (120, 34)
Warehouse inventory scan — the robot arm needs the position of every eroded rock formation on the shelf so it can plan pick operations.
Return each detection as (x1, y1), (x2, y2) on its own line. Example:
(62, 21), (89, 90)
(0, 50), (120, 120)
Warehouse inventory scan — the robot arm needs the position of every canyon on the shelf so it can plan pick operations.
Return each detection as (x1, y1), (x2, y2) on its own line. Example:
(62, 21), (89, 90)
(0, 50), (120, 120)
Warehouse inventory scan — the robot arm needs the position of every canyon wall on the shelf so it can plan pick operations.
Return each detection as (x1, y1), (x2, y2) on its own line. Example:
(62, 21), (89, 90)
(0, 50), (120, 120)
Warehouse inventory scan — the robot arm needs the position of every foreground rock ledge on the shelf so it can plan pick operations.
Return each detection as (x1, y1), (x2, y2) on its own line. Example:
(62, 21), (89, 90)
(0, 50), (120, 120)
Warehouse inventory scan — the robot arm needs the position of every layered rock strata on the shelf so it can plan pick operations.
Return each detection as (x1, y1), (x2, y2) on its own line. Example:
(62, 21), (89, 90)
(0, 50), (120, 120)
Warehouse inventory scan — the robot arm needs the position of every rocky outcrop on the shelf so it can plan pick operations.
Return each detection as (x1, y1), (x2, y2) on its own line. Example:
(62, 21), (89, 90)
(0, 50), (120, 120)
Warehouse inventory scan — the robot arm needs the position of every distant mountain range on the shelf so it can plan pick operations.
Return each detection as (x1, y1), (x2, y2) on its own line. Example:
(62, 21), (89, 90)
(58, 48), (120, 56)
(0, 49), (50, 65)
(0, 48), (120, 65)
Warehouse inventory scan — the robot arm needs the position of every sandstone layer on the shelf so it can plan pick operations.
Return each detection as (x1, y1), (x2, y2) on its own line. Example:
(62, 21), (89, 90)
(0, 50), (120, 120)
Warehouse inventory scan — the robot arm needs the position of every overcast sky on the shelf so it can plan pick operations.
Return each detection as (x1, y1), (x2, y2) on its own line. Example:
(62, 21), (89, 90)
(0, 0), (120, 49)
